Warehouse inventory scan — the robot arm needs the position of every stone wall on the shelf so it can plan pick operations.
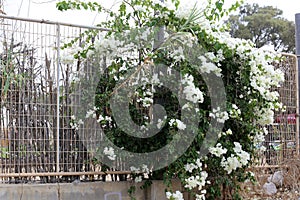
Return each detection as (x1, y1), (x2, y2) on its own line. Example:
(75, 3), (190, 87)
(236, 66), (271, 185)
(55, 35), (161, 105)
(0, 180), (186, 200)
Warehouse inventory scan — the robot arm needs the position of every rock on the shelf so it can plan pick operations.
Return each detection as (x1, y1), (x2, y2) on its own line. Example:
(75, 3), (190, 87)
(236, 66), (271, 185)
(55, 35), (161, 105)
(263, 182), (277, 195)
(267, 171), (284, 187)
(72, 179), (80, 185)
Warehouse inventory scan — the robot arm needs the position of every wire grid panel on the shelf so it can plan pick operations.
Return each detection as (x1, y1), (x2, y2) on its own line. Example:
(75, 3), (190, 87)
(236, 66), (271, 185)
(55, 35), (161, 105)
(0, 16), (129, 183)
(256, 54), (299, 166)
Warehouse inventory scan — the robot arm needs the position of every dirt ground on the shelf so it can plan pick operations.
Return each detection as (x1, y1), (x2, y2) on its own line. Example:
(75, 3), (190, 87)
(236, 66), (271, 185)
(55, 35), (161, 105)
(241, 159), (300, 200)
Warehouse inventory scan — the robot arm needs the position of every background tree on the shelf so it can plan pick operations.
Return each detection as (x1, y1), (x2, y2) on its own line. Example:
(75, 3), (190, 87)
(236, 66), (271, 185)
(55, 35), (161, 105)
(227, 3), (295, 53)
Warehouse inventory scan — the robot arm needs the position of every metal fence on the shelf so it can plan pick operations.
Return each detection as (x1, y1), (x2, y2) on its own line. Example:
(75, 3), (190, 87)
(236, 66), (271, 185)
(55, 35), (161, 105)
(256, 53), (299, 167)
(0, 15), (298, 183)
(0, 15), (133, 184)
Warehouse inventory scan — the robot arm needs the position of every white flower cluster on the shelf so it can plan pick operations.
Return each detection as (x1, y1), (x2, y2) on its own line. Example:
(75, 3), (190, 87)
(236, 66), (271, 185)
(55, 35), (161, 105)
(169, 119), (186, 130)
(61, 46), (82, 65)
(93, 34), (124, 56)
(157, 116), (167, 129)
(185, 172), (208, 192)
(195, 192), (206, 200)
(193, 10), (284, 118)
(69, 115), (84, 130)
(206, 28), (284, 105)
(183, 158), (208, 198)
(198, 55), (222, 77)
(153, 0), (167, 8)
(217, 129), (233, 138)
(85, 107), (113, 127)
(181, 74), (204, 104)
(173, 0), (208, 22)
(254, 106), (274, 125)
(249, 52), (284, 100)
(85, 106), (98, 119)
(96, 114), (112, 123)
(130, 164), (151, 183)
(209, 107), (229, 123)
(89, 33), (139, 67)
(103, 147), (116, 161)
(208, 143), (227, 157)
(169, 46), (185, 62)
(136, 87), (154, 108)
(205, 50), (225, 63)
(166, 191), (184, 200)
(184, 158), (202, 173)
(221, 142), (250, 174)
(151, 73), (162, 87)
(252, 127), (268, 151)
(229, 104), (241, 119)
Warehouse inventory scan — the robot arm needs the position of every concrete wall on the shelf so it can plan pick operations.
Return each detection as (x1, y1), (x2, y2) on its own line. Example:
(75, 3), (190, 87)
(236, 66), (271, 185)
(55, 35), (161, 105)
(0, 180), (186, 200)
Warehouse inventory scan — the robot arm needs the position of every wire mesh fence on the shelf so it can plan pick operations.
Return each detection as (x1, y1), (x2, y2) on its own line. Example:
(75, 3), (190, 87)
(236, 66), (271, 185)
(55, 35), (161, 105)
(0, 15), (132, 184)
(255, 53), (299, 167)
(0, 15), (298, 183)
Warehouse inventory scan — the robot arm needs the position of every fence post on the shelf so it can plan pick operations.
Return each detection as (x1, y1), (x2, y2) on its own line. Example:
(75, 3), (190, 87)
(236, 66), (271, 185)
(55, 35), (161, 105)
(153, 0), (164, 50)
(296, 14), (300, 155)
(56, 23), (61, 173)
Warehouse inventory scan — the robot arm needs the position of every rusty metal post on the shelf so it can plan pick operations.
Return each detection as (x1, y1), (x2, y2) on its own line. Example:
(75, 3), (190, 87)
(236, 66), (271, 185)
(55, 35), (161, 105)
(295, 13), (300, 155)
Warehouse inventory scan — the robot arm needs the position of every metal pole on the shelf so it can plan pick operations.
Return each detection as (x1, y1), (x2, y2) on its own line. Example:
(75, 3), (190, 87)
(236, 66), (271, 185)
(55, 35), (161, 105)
(295, 14), (300, 155)
(295, 13), (300, 155)
(56, 23), (61, 173)
(296, 14), (300, 69)
(0, 14), (110, 31)
(153, 0), (164, 50)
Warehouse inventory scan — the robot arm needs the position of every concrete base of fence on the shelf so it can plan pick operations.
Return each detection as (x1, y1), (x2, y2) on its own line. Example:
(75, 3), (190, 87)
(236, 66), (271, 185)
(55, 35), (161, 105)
(0, 179), (185, 200)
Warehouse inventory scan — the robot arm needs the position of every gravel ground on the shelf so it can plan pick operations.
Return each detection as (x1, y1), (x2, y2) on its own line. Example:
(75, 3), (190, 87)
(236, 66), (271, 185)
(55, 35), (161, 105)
(241, 160), (300, 200)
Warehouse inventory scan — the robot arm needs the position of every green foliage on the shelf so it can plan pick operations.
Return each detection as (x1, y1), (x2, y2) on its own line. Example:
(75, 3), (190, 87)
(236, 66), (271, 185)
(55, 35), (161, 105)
(227, 3), (295, 53)
(57, 0), (283, 199)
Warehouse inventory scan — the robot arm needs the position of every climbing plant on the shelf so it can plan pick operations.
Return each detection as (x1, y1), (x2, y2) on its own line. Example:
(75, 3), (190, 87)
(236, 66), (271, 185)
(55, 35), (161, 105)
(56, 0), (284, 199)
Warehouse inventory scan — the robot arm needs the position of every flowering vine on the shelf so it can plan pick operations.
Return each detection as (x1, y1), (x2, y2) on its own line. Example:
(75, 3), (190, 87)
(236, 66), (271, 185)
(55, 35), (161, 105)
(57, 0), (284, 199)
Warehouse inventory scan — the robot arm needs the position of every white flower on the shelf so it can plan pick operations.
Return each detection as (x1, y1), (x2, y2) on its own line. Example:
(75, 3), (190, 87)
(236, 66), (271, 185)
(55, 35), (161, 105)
(157, 117), (167, 129)
(185, 172), (208, 190)
(135, 5), (146, 12)
(221, 156), (241, 174)
(166, 191), (184, 200)
(209, 107), (229, 123)
(134, 176), (142, 183)
(169, 46), (185, 61)
(198, 56), (222, 76)
(142, 164), (150, 174)
(130, 166), (140, 173)
(196, 193), (206, 200)
(105, 116), (112, 122)
(209, 143), (227, 157)
(60, 46), (81, 65)
(169, 119), (186, 130)
(85, 109), (96, 119)
(176, 119), (186, 130)
(97, 115), (104, 123)
(151, 73), (161, 85)
(185, 159), (202, 173)
(225, 129), (232, 135)
(233, 142), (242, 153)
(229, 104), (241, 119)
(254, 107), (274, 125)
(221, 142), (250, 174)
(103, 147), (116, 161)
(181, 74), (204, 103)
(185, 163), (198, 173)
(77, 119), (84, 125)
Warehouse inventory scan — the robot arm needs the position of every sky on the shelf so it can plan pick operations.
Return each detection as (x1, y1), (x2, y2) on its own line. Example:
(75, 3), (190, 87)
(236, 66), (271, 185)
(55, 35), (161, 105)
(2, 0), (300, 26)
